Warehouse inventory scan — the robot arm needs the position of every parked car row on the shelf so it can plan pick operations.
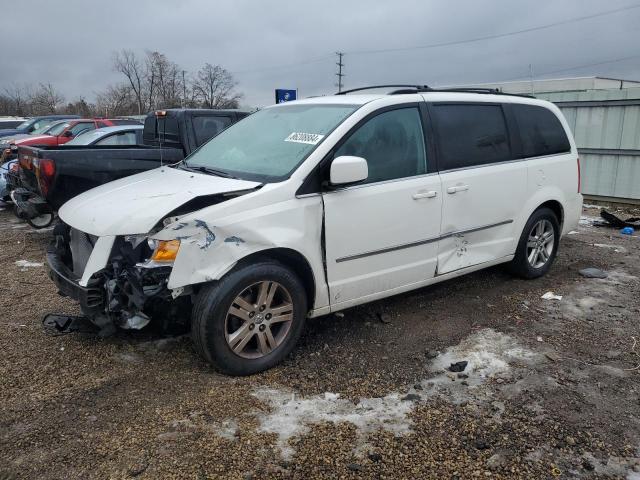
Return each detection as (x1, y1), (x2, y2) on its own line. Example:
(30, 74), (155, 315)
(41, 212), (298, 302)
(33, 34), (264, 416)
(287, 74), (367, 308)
(13, 86), (581, 375)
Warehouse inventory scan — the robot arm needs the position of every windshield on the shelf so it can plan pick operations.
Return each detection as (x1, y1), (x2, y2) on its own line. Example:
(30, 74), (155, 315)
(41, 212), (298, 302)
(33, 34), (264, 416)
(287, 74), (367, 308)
(32, 120), (59, 135)
(47, 122), (70, 137)
(16, 119), (35, 130)
(184, 104), (358, 181)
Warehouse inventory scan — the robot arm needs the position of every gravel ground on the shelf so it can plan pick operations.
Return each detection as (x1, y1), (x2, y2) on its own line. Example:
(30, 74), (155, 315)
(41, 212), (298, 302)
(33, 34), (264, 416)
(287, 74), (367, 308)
(1, 203), (640, 479)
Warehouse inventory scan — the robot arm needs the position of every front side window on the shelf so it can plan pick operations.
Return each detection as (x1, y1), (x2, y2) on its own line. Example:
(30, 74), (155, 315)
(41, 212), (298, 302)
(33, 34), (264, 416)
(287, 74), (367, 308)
(185, 104), (358, 181)
(193, 116), (232, 145)
(334, 107), (427, 184)
(512, 104), (571, 158)
(69, 122), (96, 136)
(431, 104), (511, 170)
(47, 122), (70, 136)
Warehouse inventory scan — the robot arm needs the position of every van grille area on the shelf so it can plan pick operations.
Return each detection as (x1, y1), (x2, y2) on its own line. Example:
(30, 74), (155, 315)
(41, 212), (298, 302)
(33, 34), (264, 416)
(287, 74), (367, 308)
(69, 228), (97, 278)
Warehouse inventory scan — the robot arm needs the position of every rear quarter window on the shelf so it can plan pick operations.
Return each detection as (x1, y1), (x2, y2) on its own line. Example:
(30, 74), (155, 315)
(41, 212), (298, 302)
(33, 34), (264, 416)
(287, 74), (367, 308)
(431, 103), (511, 170)
(512, 104), (571, 158)
(192, 116), (232, 146)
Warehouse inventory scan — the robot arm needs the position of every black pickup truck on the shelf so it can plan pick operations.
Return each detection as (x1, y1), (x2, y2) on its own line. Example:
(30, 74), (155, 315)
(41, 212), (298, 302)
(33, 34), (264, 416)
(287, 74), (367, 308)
(12, 109), (249, 227)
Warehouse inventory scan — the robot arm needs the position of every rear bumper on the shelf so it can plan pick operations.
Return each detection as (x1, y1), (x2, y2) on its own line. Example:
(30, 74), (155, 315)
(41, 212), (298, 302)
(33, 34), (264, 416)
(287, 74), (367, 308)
(46, 250), (105, 315)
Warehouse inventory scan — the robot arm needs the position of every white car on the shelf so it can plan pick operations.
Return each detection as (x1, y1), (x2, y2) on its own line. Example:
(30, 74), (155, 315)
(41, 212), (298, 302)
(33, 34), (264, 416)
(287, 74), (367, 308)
(49, 86), (582, 375)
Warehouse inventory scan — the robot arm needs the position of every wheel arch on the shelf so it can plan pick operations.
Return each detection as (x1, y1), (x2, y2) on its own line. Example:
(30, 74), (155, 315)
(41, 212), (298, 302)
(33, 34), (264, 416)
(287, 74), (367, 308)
(536, 199), (564, 231)
(229, 247), (317, 311)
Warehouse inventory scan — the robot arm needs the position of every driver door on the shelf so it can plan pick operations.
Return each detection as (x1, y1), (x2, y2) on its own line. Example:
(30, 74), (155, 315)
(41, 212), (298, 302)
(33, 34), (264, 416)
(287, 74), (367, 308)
(322, 105), (442, 308)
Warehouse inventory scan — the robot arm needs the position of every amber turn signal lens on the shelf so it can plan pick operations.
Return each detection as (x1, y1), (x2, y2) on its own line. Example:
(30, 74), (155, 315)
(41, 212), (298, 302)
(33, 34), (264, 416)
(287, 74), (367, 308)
(151, 240), (180, 262)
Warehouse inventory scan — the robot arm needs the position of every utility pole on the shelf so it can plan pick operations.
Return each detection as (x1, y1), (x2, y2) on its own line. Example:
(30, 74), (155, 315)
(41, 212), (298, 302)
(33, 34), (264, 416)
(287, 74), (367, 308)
(529, 64), (535, 96)
(182, 70), (187, 107)
(335, 52), (345, 92)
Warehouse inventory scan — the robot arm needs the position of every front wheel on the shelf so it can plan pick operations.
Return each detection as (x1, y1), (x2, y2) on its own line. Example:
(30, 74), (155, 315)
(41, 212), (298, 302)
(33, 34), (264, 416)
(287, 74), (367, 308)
(508, 207), (560, 279)
(191, 260), (307, 375)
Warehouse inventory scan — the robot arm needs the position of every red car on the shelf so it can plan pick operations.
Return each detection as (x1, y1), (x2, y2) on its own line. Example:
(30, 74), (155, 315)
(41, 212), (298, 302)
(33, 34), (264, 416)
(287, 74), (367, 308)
(10, 118), (138, 148)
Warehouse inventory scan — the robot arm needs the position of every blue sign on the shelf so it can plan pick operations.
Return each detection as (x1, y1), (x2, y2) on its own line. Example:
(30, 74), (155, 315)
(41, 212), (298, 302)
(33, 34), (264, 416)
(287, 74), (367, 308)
(275, 89), (297, 104)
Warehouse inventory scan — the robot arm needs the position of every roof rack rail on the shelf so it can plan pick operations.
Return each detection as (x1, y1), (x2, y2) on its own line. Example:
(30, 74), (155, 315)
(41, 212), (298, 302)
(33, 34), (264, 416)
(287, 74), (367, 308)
(335, 84), (430, 95)
(335, 84), (533, 98)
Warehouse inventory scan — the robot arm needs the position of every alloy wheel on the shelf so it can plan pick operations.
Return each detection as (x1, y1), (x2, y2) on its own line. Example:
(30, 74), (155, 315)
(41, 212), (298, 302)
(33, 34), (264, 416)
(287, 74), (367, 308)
(526, 219), (555, 268)
(224, 281), (294, 359)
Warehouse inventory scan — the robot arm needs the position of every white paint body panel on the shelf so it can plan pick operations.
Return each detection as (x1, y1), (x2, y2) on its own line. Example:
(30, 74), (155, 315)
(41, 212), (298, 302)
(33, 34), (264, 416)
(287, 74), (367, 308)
(59, 92), (582, 319)
(437, 162), (527, 274)
(58, 167), (260, 236)
(323, 174), (442, 305)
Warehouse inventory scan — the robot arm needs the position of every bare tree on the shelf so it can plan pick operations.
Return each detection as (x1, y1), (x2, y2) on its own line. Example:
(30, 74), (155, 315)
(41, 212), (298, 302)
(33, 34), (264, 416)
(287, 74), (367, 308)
(95, 83), (137, 117)
(30, 83), (64, 114)
(3, 83), (32, 116)
(113, 49), (145, 114)
(191, 63), (242, 109)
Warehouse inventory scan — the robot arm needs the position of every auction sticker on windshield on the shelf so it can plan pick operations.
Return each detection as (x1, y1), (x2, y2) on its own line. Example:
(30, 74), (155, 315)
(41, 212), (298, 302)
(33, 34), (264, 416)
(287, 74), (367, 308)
(284, 132), (325, 145)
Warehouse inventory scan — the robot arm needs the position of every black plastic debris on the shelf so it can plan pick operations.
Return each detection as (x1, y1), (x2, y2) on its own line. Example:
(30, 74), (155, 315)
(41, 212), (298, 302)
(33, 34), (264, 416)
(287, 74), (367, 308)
(579, 268), (608, 279)
(600, 209), (640, 229)
(448, 360), (468, 372)
(42, 314), (98, 336)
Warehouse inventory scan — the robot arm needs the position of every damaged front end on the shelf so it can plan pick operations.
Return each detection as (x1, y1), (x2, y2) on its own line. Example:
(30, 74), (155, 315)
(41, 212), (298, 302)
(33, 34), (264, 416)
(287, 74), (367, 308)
(47, 223), (191, 334)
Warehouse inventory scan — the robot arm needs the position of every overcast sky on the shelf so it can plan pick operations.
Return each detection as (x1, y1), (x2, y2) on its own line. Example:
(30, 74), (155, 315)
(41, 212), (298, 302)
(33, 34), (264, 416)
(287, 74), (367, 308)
(3, 0), (640, 107)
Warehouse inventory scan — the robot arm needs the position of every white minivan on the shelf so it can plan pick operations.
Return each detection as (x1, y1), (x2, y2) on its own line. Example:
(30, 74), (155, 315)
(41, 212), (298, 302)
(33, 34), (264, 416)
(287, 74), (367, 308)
(48, 86), (582, 375)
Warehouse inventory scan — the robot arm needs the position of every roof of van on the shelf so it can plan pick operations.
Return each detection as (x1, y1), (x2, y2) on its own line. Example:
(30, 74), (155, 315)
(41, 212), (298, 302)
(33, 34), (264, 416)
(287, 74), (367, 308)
(284, 91), (555, 107)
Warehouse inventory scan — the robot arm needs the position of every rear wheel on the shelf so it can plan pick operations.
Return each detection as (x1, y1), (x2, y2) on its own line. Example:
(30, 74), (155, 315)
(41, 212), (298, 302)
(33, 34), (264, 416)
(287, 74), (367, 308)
(191, 260), (307, 375)
(509, 207), (560, 279)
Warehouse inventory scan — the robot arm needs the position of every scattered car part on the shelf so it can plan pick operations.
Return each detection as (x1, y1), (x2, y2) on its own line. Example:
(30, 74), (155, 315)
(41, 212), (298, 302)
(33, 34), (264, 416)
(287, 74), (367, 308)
(600, 209), (640, 229)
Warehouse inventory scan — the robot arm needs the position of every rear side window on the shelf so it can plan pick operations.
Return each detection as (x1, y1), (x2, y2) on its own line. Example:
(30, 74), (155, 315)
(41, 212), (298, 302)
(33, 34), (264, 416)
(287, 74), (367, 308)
(431, 104), (511, 170)
(334, 107), (427, 184)
(512, 104), (570, 157)
(95, 131), (139, 146)
(192, 116), (232, 146)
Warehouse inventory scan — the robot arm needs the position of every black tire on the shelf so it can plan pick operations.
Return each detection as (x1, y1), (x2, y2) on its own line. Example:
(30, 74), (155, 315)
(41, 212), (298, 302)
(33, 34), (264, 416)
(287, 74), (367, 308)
(508, 207), (560, 279)
(191, 260), (307, 375)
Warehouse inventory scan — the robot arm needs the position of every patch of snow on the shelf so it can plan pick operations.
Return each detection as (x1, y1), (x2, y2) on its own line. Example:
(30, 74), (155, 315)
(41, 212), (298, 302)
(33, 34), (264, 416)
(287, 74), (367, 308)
(567, 230), (579, 235)
(15, 260), (43, 270)
(541, 291), (562, 300)
(12, 224), (27, 229)
(579, 215), (599, 226)
(253, 329), (537, 459)
(253, 388), (412, 459)
(582, 203), (602, 209)
(593, 243), (627, 254)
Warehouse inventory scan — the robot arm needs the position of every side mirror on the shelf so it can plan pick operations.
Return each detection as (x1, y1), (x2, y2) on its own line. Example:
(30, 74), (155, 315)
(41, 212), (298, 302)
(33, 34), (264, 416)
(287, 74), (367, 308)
(329, 156), (368, 186)
(63, 130), (73, 138)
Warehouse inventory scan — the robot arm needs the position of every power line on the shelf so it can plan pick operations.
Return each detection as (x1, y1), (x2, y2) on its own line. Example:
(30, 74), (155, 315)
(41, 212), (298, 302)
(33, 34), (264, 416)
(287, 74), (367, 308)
(335, 52), (345, 92)
(345, 3), (640, 56)
(500, 54), (640, 83)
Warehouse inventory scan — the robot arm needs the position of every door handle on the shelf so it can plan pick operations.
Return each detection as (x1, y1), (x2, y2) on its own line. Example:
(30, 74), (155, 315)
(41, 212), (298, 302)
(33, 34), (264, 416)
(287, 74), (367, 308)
(412, 190), (438, 200)
(446, 184), (469, 194)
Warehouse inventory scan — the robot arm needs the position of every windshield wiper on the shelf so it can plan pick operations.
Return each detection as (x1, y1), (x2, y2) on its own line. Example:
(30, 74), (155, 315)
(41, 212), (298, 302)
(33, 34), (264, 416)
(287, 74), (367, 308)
(182, 164), (238, 179)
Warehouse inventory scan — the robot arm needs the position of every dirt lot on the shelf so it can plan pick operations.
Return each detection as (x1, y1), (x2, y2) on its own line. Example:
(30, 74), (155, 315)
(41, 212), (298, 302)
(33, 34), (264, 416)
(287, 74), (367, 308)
(1, 204), (639, 479)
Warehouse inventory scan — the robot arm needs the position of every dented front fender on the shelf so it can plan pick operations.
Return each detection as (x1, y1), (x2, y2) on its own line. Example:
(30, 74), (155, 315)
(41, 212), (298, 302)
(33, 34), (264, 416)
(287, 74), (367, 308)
(151, 197), (330, 311)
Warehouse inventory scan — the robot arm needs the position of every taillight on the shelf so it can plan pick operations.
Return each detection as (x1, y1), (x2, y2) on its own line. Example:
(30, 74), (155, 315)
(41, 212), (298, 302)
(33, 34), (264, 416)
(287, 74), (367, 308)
(37, 158), (56, 196)
(577, 157), (581, 193)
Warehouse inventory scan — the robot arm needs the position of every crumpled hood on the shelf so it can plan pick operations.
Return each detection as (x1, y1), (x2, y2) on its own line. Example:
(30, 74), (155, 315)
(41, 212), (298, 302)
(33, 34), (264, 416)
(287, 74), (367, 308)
(59, 166), (261, 236)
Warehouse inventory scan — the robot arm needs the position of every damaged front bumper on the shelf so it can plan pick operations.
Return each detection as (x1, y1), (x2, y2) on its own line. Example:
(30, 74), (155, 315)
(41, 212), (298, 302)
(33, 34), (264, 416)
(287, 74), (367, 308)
(47, 225), (191, 332)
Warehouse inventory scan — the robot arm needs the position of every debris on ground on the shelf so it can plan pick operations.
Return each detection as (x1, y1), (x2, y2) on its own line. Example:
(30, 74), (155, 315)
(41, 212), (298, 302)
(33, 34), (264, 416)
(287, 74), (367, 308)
(621, 226), (635, 235)
(579, 268), (608, 279)
(447, 361), (468, 372)
(599, 209), (640, 229)
(541, 291), (563, 300)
